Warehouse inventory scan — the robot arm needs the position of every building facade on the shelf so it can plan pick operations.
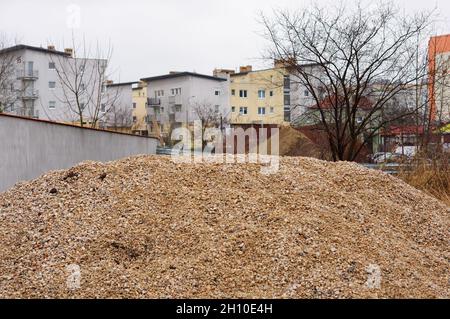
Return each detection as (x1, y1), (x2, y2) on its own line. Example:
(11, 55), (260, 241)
(103, 81), (136, 133)
(0, 44), (111, 125)
(131, 81), (149, 136)
(141, 72), (230, 138)
(228, 62), (318, 128)
(428, 34), (450, 124)
(229, 66), (287, 126)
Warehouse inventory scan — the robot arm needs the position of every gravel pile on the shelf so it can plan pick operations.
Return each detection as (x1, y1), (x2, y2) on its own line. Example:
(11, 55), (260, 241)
(0, 156), (448, 298)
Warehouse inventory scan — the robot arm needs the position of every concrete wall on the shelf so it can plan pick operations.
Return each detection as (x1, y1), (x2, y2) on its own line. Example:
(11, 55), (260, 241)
(0, 114), (158, 192)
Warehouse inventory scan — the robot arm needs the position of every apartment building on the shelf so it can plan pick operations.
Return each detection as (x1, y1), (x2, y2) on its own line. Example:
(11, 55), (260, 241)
(141, 72), (230, 137)
(131, 81), (149, 136)
(230, 65), (286, 126)
(103, 81), (136, 132)
(0, 44), (109, 125)
(228, 61), (317, 128)
(428, 34), (450, 123)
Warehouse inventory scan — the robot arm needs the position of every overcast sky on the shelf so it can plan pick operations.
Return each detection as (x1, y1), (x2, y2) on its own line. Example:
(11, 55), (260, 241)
(1, 0), (449, 82)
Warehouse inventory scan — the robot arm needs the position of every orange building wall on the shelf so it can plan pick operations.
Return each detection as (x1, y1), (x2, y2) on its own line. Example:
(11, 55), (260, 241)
(428, 34), (450, 122)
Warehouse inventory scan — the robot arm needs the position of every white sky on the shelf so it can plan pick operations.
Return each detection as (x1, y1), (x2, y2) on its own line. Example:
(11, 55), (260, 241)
(1, 0), (449, 82)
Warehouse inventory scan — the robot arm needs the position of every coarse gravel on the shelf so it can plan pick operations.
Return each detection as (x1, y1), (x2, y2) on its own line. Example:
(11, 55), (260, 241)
(0, 155), (448, 299)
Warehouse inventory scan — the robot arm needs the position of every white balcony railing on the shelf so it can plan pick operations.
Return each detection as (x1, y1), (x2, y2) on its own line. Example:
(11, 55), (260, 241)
(147, 98), (161, 106)
(17, 69), (39, 80)
(22, 90), (39, 100)
(168, 95), (182, 105)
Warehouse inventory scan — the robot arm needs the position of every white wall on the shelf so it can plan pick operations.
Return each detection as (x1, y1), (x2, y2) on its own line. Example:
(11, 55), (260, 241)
(0, 114), (158, 192)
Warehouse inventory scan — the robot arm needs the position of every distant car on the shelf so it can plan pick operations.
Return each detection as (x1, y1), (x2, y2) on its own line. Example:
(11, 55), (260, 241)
(373, 152), (393, 164)
(369, 152), (387, 163)
(374, 153), (408, 164)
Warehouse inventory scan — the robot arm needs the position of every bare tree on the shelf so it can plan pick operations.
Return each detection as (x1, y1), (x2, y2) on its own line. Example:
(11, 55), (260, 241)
(192, 101), (228, 150)
(49, 34), (120, 127)
(105, 105), (133, 131)
(261, 1), (435, 161)
(0, 35), (20, 113)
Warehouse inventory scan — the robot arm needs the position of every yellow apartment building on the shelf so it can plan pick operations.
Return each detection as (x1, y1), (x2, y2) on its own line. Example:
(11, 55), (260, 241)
(229, 64), (290, 127)
(131, 81), (149, 136)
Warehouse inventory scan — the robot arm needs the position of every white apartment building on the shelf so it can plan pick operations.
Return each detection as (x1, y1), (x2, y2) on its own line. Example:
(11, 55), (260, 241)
(103, 81), (137, 130)
(0, 44), (118, 125)
(141, 72), (230, 136)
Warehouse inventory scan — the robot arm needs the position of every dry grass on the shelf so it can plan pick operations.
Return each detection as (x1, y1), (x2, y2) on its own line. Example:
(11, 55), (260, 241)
(399, 155), (450, 206)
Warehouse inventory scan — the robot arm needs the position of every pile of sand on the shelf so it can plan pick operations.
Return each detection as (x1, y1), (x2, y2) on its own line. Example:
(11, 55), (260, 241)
(0, 156), (448, 298)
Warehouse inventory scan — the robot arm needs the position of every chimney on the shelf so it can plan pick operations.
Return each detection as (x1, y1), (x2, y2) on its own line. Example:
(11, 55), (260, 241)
(274, 58), (296, 68)
(213, 68), (235, 79)
(47, 45), (55, 51)
(64, 48), (74, 57)
(169, 71), (181, 75)
(106, 80), (114, 85)
(239, 65), (252, 73)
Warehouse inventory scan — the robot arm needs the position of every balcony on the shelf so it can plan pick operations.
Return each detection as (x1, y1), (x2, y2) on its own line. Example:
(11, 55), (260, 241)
(17, 69), (39, 80)
(22, 90), (39, 100)
(168, 95), (182, 106)
(147, 98), (161, 106)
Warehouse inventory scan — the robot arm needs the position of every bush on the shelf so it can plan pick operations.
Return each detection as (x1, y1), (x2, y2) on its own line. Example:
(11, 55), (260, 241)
(399, 153), (450, 206)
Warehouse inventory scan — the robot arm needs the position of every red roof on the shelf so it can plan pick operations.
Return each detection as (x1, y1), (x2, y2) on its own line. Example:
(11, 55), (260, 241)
(382, 125), (425, 136)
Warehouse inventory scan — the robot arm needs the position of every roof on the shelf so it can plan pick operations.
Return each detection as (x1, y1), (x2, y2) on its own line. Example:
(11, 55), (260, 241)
(140, 72), (227, 82)
(382, 125), (426, 136)
(230, 63), (322, 77)
(0, 44), (71, 57)
(106, 81), (140, 88)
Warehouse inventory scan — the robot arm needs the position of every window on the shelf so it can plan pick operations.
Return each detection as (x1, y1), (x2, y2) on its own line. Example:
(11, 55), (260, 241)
(239, 90), (247, 98)
(156, 90), (165, 97)
(304, 90), (309, 97)
(49, 101), (56, 109)
(101, 104), (106, 112)
(283, 75), (290, 90)
(284, 94), (291, 106)
(171, 88), (182, 95)
(49, 81), (56, 89)
(270, 107), (274, 113)
(49, 62), (55, 70)
(132, 116), (137, 123)
(258, 90), (266, 99)
(161, 107), (165, 112)
(231, 106), (236, 113)
(239, 107), (248, 115)
(231, 89), (235, 96)
(215, 90), (220, 96)
(133, 102), (137, 109)
(270, 91), (274, 97)
(284, 107), (291, 122)
(215, 105), (220, 113)
(258, 107), (266, 115)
